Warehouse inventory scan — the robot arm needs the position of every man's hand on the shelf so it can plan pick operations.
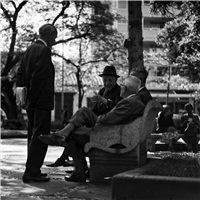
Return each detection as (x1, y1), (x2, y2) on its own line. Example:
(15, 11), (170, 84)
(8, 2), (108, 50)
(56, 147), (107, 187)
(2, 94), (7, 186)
(90, 92), (107, 105)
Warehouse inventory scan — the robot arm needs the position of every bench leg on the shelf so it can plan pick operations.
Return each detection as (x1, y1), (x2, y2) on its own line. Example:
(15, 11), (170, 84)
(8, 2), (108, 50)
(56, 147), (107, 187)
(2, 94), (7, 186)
(88, 148), (138, 183)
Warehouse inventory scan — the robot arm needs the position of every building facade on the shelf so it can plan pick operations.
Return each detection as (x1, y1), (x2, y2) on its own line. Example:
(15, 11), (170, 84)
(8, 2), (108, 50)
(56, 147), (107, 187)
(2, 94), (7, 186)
(111, 0), (197, 113)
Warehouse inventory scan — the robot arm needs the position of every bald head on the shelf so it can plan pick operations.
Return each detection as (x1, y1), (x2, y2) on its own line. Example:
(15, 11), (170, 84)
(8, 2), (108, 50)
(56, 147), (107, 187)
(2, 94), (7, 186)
(120, 76), (141, 98)
(38, 24), (57, 48)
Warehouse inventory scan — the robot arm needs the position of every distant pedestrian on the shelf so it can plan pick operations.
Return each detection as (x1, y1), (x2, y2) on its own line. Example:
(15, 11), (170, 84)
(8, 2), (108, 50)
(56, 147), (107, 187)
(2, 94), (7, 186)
(16, 23), (57, 183)
(180, 103), (200, 152)
(156, 105), (179, 151)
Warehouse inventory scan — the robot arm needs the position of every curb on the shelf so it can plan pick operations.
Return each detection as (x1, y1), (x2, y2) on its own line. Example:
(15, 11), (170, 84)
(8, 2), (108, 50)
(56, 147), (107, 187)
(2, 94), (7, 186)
(112, 159), (200, 200)
(1, 129), (27, 138)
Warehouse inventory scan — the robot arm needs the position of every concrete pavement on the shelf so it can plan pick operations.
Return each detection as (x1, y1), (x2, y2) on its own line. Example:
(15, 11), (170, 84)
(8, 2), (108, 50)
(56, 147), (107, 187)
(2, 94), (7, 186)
(1, 138), (111, 200)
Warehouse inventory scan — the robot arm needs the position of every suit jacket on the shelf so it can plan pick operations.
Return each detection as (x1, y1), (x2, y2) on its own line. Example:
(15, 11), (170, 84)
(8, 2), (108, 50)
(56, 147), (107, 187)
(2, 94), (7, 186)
(92, 84), (122, 116)
(97, 94), (145, 125)
(16, 40), (55, 110)
(180, 113), (200, 133)
(138, 87), (152, 106)
(156, 112), (175, 133)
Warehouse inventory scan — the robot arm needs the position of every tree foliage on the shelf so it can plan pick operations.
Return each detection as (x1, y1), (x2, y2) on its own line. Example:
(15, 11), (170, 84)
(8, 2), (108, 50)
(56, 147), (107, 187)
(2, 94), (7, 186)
(1, 0), (127, 117)
(155, 1), (200, 83)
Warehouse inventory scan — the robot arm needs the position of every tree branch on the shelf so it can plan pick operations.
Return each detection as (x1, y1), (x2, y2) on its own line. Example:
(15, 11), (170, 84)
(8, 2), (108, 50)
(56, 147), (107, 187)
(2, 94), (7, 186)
(52, 1), (70, 25)
(1, 3), (12, 25)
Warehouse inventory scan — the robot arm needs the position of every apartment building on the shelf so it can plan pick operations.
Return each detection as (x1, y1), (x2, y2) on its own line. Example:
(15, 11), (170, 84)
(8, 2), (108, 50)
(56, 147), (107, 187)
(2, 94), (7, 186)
(111, 0), (196, 113)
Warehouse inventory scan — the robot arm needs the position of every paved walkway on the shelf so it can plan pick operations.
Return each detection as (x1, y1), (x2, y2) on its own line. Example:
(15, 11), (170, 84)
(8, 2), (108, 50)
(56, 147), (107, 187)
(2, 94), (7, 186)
(1, 138), (111, 200)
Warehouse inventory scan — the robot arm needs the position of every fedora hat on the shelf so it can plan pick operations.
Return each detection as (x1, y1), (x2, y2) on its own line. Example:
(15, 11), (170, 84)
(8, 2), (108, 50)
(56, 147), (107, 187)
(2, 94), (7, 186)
(99, 65), (120, 78)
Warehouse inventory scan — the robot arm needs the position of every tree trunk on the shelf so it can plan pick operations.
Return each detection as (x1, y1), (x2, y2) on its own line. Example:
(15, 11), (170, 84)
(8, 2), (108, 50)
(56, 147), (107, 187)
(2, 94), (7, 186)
(128, 1), (144, 73)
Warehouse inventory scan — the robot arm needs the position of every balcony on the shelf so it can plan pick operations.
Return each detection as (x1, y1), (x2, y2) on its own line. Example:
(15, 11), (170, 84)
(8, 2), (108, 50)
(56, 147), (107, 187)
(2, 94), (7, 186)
(143, 28), (160, 42)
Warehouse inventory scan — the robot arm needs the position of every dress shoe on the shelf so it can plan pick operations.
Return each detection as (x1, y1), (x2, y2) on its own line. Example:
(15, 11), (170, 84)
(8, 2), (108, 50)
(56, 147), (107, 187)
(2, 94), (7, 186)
(40, 173), (47, 177)
(39, 134), (67, 147)
(22, 175), (50, 183)
(65, 170), (89, 179)
(65, 172), (86, 182)
(46, 158), (74, 167)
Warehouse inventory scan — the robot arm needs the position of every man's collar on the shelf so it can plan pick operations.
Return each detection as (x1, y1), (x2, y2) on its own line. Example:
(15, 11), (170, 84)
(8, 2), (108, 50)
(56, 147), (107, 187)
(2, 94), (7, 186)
(138, 86), (145, 92)
(127, 94), (136, 99)
(38, 38), (47, 46)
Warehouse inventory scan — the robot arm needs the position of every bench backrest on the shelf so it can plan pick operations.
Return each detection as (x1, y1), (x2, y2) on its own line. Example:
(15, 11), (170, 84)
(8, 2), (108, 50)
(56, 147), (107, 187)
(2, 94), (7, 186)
(85, 100), (162, 154)
(140, 99), (162, 144)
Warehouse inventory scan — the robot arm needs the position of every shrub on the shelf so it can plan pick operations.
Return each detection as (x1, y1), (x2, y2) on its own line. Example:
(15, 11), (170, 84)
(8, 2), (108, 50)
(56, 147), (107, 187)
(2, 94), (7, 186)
(145, 152), (200, 178)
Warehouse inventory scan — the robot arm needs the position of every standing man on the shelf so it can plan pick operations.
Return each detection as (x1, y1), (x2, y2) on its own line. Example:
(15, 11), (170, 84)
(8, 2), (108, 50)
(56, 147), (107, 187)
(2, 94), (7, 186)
(16, 24), (57, 183)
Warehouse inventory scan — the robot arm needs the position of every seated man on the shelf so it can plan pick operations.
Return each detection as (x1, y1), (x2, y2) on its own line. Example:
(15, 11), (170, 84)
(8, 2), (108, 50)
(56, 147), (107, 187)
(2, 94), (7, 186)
(40, 75), (145, 182)
(156, 105), (179, 151)
(180, 103), (200, 152)
(46, 65), (122, 167)
(130, 67), (152, 106)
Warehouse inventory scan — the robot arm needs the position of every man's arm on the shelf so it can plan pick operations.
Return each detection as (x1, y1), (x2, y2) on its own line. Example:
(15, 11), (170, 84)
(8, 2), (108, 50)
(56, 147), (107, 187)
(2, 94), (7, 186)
(96, 96), (144, 125)
(29, 47), (52, 105)
(106, 95), (123, 111)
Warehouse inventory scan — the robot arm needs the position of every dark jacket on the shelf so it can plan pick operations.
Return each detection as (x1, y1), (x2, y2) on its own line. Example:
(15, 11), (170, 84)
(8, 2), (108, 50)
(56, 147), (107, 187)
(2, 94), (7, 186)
(156, 112), (175, 133)
(92, 83), (122, 116)
(16, 40), (55, 110)
(97, 94), (145, 125)
(138, 87), (152, 106)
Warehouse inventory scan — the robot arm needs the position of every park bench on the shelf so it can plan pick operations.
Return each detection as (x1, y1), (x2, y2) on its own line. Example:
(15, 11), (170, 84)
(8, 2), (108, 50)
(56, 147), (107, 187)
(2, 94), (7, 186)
(84, 99), (162, 182)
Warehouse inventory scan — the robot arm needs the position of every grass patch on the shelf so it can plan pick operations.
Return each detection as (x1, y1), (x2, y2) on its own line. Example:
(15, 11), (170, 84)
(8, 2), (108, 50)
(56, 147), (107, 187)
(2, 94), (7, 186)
(145, 152), (200, 178)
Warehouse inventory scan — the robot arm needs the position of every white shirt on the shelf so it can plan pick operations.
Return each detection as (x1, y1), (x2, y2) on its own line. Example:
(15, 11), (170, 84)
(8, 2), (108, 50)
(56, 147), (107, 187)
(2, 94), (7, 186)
(38, 38), (47, 47)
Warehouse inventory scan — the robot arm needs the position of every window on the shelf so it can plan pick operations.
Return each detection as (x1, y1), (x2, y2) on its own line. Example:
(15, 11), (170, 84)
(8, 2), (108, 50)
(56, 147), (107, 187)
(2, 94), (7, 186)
(144, 1), (150, 5)
(150, 22), (165, 29)
(117, 18), (128, 24)
(118, 1), (127, 9)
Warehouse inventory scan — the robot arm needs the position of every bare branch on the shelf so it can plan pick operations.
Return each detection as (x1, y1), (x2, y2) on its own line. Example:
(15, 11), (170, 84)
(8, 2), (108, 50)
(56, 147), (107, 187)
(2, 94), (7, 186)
(1, 3), (12, 25)
(52, 1), (70, 25)
(75, 2), (84, 34)
(54, 29), (91, 45)
(14, 1), (28, 19)
(0, 26), (10, 33)
(9, 1), (17, 9)
(52, 52), (78, 68)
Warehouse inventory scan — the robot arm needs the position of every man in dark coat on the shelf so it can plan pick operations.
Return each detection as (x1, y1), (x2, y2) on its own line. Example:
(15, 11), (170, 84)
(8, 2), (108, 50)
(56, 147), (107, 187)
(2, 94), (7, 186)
(130, 67), (152, 105)
(46, 65), (122, 167)
(39, 75), (145, 182)
(181, 103), (200, 152)
(16, 24), (57, 183)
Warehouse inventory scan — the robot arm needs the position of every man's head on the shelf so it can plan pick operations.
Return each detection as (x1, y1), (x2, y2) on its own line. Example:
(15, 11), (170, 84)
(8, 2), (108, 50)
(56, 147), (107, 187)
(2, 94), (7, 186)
(162, 105), (173, 117)
(130, 67), (148, 87)
(184, 103), (193, 114)
(99, 65), (119, 91)
(120, 76), (141, 98)
(39, 24), (57, 48)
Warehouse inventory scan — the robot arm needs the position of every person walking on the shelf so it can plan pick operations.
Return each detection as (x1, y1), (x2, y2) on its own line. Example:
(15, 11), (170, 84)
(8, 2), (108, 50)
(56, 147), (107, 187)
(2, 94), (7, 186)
(16, 23), (57, 183)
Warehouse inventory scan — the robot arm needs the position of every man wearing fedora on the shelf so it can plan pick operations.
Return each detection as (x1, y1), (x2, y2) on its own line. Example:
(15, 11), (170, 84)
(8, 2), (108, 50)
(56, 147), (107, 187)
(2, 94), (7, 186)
(91, 65), (122, 115)
(46, 65), (122, 168)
